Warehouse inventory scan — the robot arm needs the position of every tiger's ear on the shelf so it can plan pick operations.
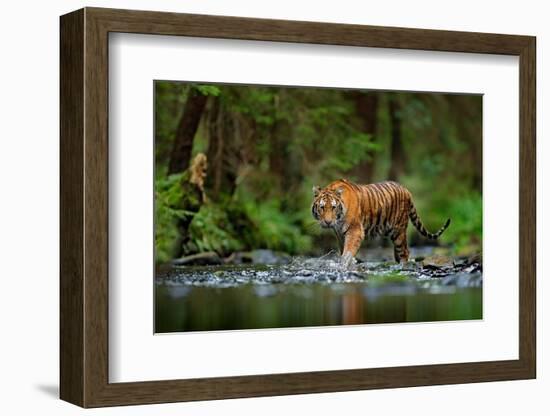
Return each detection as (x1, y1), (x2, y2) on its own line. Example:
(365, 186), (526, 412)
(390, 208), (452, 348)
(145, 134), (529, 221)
(312, 186), (321, 197)
(335, 187), (344, 197)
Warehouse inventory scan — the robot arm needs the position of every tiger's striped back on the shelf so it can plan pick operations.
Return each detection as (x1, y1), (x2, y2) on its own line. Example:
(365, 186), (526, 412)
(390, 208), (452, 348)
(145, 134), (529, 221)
(359, 180), (450, 240)
(359, 181), (412, 238)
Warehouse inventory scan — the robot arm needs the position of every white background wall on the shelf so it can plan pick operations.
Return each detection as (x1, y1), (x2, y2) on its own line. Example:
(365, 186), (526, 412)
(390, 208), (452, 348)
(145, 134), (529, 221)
(0, 0), (545, 414)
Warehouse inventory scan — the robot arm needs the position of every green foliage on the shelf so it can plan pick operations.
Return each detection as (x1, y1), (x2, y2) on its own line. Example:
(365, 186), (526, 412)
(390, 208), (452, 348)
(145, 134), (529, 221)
(155, 173), (187, 263)
(322, 132), (379, 172)
(195, 84), (221, 97)
(187, 204), (245, 254)
(183, 193), (313, 257)
(439, 192), (482, 254)
(404, 172), (482, 255)
(241, 197), (313, 254)
(154, 82), (187, 169)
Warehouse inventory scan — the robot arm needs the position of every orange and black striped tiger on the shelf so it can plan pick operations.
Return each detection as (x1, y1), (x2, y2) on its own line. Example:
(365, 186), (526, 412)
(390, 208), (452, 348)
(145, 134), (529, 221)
(311, 179), (450, 264)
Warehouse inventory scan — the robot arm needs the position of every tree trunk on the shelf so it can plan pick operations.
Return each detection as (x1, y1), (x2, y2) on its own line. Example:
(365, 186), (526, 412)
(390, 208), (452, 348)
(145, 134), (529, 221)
(351, 91), (379, 183)
(205, 99), (238, 199)
(267, 92), (303, 211)
(455, 95), (483, 193)
(167, 90), (208, 175)
(388, 97), (405, 181)
(268, 123), (289, 188)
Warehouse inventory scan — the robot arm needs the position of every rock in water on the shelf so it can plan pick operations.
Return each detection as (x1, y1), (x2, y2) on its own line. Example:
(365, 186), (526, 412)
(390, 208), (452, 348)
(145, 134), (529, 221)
(421, 255), (454, 268)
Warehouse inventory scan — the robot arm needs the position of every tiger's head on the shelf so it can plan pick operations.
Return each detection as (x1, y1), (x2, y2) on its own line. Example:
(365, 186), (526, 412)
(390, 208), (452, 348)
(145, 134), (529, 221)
(311, 186), (346, 229)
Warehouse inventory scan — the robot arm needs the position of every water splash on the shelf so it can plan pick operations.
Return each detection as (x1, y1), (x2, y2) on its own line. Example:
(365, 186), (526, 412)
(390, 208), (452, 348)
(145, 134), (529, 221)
(157, 251), (481, 291)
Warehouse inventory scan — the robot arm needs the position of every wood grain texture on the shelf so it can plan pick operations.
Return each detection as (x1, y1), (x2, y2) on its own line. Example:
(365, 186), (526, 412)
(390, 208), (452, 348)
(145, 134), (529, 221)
(88, 7), (532, 55)
(518, 38), (536, 376)
(59, 8), (84, 407)
(83, 9), (111, 406)
(59, 7), (537, 408)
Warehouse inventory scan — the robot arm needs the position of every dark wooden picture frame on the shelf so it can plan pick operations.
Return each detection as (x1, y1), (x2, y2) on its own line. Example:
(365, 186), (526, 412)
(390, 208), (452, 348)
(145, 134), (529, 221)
(60, 7), (536, 408)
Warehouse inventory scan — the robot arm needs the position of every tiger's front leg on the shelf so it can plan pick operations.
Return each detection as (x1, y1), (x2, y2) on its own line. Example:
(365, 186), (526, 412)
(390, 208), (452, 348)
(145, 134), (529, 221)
(341, 224), (364, 267)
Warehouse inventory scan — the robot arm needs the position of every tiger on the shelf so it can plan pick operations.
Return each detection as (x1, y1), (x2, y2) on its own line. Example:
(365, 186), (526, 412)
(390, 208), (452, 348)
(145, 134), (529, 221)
(311, 178), (451, 265)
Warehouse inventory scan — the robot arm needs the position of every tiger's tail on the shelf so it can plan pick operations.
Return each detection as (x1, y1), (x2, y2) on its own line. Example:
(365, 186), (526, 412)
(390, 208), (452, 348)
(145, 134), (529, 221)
(409, 205), (451, 239)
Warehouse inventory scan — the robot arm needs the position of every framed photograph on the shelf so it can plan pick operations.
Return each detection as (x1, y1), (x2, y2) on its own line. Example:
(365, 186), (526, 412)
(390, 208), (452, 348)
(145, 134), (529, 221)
(60, 7), (536, 408)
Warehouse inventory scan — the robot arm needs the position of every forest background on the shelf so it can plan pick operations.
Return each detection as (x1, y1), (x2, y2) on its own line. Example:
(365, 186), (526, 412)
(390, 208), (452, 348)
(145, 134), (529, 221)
(154, 82), (482, 264)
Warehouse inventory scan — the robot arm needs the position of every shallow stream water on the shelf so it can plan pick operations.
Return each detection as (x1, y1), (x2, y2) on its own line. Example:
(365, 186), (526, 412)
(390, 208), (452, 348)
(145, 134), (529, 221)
(155, 252), (482, 333)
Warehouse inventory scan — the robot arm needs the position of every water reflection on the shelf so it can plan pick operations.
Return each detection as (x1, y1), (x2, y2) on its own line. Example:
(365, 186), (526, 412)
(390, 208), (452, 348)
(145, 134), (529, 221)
(155, 269), (482, 333)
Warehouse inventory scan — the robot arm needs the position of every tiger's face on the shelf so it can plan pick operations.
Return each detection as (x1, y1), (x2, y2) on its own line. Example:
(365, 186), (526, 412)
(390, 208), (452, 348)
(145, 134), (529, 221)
(311, 186), (346, 229)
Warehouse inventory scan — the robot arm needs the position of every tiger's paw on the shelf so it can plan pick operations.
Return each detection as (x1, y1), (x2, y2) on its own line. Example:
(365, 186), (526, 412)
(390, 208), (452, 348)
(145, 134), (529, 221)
(340, 252), (356, 268)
